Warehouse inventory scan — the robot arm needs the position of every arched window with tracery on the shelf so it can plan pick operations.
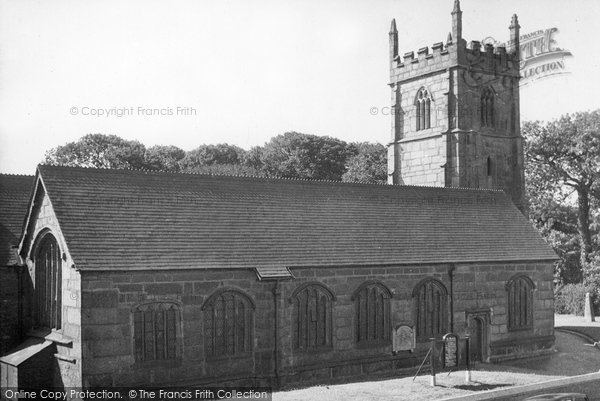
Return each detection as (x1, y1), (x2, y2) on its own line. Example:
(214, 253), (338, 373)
(413, 278), (448, 340)
(481, 87), (494, 127)
(34, 232), (62, 329)
(133, 302), (180, 362)
(291, 283), (334, 351)
(202, 289), (254, 358)
(352, 281), (392, 345)
(506, 274), (534, 331)
(415, 88), (432, 131)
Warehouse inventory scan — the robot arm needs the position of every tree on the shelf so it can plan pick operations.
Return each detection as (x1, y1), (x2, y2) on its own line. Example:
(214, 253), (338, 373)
(259, 132), (351, 180)
(144, 145), (186, 172)
(44, 134), (146, 169)
(178, 144), (246, 172)
(524, 111), (600, 272)
(183, 164), (265, 177)
(243, 146), (264, 170)
(342, 142), (387, 184)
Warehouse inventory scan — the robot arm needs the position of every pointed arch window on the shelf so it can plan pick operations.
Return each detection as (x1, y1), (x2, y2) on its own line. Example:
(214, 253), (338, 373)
(481, 87), (494, 127)
(202, 289), (255, 358)
(416, 88), (432, 131)
(506, 274), (534, 331)
(133, 302), (180, 362)
(291, 283), (334, 351)
(352, 281), (392, 345)
(34, 232), (62, 330)
(413, 278), (448, 340)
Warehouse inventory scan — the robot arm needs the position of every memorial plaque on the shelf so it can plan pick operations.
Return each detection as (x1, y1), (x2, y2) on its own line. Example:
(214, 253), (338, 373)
(443, 333), (459, 368)
(392, 325), (415, 353)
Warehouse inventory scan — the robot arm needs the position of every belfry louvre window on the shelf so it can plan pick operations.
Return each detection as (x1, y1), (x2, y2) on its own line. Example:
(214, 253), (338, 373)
(415, 87), (432, 131)
(413, 278), (448, 340)
(292, 283), (334, 351)
(202, 290), (254, 358)
(506, 275), (534, 331)
(352, 282), (392, 345)
(481, 87), (494, 127)
(34, 233), (62, 329)
(133, 303), (179, 362)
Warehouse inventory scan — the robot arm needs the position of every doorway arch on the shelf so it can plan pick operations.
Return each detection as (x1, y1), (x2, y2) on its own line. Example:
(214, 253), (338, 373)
(465, 309), (490, 363)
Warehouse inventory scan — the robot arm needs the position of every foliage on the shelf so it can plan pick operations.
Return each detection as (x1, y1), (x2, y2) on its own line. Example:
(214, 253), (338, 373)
(144, 145), (185, 172)
(523, 111), (600, 285)
(259, 132), (352, 180)
(555, 283), (600, 316)
(183, 163), (266, 177)
(41, 133), (388, 183)
(243, 146), (264, 170)
(178, 144), (246, 172)
(342, 142), (388, 184)
(44, 134), (146, 169)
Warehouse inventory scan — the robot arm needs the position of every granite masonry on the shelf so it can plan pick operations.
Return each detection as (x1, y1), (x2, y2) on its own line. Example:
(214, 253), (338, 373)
(387, 0), (526, 212)
(0, 0), (556, 394)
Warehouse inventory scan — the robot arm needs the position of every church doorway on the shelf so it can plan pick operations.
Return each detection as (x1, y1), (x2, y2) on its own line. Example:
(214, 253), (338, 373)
(465, 310), (490, 363)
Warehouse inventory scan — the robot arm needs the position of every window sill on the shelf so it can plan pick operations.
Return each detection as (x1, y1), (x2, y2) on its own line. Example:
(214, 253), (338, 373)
(28, 328), (72, 346)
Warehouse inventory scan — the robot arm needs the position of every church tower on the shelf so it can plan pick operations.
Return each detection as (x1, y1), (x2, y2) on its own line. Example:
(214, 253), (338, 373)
(387, 0), (526, 212)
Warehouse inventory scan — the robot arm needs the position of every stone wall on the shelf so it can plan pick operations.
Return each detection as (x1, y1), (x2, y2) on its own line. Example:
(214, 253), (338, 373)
(80, 260), (554, 388)
(21, 188), (82, 388)
(80, 269), (273, 387)
(0, 266), (23, 356)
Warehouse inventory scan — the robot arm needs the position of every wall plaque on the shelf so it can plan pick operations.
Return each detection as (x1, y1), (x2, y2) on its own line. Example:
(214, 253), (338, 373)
(392, 325), (415, 353)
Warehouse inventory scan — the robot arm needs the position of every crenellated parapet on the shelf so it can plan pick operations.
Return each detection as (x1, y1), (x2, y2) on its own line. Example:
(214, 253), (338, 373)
(390, 39), (454, 84)
(389, 3), (520, 85)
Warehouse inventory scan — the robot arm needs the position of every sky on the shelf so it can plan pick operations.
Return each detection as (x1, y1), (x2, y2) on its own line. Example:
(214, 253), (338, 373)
(0, 0), (599, 174)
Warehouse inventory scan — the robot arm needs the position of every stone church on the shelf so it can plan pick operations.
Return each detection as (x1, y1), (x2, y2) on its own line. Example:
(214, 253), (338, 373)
(1, 0), (556, 392)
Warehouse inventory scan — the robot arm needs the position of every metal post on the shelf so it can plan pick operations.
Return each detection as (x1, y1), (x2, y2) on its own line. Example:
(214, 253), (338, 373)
(464, 335), (471, 383)
(430, 338), (436, 386)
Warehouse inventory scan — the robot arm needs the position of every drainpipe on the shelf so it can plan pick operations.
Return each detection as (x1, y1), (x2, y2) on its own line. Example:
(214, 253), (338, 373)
(448, 264), (456, 332)
(272, 281), (281, 388)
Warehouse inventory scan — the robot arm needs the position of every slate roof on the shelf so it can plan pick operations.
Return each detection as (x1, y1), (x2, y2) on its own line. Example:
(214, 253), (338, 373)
(31, 165), (557, 271)
(0, 174), (34, 265)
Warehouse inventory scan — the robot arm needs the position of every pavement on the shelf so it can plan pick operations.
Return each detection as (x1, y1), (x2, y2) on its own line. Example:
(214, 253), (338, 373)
(555, 313), (600, 342)
(494, 330), (600, 376)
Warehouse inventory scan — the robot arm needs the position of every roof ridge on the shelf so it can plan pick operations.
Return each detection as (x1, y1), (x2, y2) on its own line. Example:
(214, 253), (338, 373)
(36, 164), (506, 193)
(0, 173), (35, 178)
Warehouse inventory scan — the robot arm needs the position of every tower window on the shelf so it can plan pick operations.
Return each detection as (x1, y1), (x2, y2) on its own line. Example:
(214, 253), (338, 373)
(487, 156), (492, 177)
(416, 88), (432, 131)
(481, 88), (494, 127)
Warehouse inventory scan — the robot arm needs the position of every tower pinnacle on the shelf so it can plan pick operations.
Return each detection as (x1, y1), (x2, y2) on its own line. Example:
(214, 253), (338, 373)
(389, 19), (399, 62)
(451, 0), (462, 42)
(390, 18), (397, 34)
(452, 0), (461, 13)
